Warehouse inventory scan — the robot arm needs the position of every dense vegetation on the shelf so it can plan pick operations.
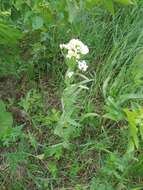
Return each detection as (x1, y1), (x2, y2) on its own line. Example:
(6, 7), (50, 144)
(1, 0), (143, 189)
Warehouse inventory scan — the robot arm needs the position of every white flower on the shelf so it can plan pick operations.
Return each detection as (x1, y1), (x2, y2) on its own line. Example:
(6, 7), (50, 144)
(68, 39), (89, 54)
(67, 71), (74, 78)
(80, 44), (89, 54)
(71, 39), (89, 55)
(78, 60), (88, 72)
(60, 39), (89, 60)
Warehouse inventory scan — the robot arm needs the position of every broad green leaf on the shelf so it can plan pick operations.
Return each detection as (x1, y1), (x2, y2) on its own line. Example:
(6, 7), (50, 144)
(127, 139), (135, 153)
(124, 109), (139, 150)
(32, 16), (44, 30)
(102, 0), (114, 14)
(85, 0), (100, 9)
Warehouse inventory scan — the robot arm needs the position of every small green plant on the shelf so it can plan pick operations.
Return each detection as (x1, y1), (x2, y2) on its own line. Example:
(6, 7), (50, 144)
(19, 89), (44, 126)
(90, 152), (133, 190)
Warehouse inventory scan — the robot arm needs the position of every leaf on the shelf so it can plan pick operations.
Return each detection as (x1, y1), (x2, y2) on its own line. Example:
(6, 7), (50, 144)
(104, 97), (125, 121)
(48, 161), (57, 178)
(117, 93), (143, 105)
(80, 112), (99, 122)
(102, 0), (114, 14)
(140, 124), (143, 140)
(85, 0), (100, 9)
(44, 143), (63, 160)
(131, 184), (143, 190)
(66, 0), (79, 23)
(127, 138), (135, 153)
(114, 0), (136, 5)
(0, 100), (13, 139)
(35, 154), (44, 160)
(103, 76), (111, 98)
(0, 100), (6, 111)
(124, 109), (139, 150)
(130, 51), (143, 86)
(32, 16), (44, 30)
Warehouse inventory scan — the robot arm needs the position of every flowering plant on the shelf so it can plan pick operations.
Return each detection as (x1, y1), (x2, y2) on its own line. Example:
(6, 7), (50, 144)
(54, 39), (89, 142)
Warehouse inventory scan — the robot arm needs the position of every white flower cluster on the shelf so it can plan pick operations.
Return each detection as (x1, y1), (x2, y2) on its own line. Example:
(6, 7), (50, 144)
(60, 39), (89, 77)
(60, 39), (89, 59)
